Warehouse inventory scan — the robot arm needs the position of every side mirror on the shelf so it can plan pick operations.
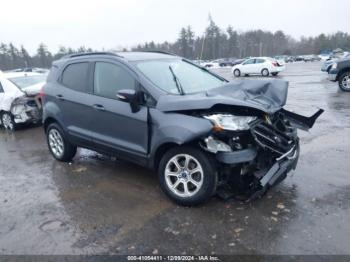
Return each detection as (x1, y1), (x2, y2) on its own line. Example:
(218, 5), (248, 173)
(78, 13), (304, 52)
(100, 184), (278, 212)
(117, 89), (141, 113)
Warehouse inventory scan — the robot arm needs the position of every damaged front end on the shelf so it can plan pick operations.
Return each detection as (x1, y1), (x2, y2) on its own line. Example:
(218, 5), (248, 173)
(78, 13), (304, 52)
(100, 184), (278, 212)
(10, 95), (42, 125)
(199, 108), (324, 200)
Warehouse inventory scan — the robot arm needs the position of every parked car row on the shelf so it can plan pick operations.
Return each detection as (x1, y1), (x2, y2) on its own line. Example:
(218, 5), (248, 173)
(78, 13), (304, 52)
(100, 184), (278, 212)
(199, 58), (238, 68)
(9, 67), (50, 74)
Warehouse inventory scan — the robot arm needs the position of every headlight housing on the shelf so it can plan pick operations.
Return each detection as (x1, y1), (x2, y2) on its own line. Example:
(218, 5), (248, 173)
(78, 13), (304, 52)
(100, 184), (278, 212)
(331, 63), (337, 69)
(204, 114), (256, 131)
(203, 136), (232, 153)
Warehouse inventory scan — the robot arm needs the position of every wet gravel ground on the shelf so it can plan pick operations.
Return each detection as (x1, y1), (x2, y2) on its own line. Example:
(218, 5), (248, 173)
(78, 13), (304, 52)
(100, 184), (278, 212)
(0, 61), (350, 255)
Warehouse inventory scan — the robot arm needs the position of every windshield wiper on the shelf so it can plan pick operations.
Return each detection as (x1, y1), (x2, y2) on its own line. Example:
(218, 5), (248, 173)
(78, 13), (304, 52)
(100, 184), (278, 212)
(169, 66), (185, 95)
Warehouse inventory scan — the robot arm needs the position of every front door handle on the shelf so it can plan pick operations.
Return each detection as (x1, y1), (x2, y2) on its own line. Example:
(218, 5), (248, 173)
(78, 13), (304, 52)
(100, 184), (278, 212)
(56, 94), (65, 101)
(92, 104), (105, 111)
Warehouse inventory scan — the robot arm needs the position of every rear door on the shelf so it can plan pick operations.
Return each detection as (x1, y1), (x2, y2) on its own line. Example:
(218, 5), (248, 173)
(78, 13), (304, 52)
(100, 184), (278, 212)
(89, 60), (148, 159)
(254, 58), (266, 74)
(56, 61), (95, 147)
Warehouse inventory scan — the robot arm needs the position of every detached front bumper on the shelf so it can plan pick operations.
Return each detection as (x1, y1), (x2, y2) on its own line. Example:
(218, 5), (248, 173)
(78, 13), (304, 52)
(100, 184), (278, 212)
(250, 143), (299, 199)
(260, 144), (299, 187)
(216, 143), (299, 193)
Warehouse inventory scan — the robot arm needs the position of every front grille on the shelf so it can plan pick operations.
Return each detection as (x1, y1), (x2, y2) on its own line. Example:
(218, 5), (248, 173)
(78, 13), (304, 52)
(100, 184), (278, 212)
(250, 120), (294, 155)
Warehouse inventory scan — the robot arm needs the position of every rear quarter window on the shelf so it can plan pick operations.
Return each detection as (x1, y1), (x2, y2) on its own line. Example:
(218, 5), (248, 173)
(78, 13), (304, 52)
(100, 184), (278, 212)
(47, 65), (59, 82)
(0, 81), (4, 93)
(61, 62), (89, 92)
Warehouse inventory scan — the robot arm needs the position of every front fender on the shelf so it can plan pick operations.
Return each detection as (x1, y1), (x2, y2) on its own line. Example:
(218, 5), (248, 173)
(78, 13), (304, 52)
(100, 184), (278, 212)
(149, 108), (212, 158)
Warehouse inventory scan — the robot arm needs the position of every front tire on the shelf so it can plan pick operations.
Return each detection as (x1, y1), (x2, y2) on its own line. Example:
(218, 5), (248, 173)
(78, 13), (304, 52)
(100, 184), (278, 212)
(158, 146), (218, 206)
(1, 112), (16, 131)
(272, 72), (278, 76)
(338, 72), (350, 92)
(233, 69), (241, 77)
(46, 123), (77, 162)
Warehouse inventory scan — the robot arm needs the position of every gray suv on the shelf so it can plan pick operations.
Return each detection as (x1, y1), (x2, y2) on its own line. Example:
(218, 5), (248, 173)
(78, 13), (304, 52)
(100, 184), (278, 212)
(42, 51), (323, 206)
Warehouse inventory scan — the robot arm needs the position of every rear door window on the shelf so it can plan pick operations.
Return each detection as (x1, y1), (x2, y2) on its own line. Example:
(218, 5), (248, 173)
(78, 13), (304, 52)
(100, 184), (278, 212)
(255, 59), (265, 64)
(61, 62), (89, 92)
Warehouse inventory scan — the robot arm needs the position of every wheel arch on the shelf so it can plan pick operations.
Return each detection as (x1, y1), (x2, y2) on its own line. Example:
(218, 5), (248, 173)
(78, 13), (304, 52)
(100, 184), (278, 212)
(153, 142), (180, 171)
(337, 68), (350, 81)
(43, 117), (65, 133)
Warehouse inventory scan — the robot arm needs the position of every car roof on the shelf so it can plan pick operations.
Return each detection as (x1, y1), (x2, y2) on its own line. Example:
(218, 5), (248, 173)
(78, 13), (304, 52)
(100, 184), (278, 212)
(2, 72), (42, 78)
(116, 51), (177, 61)
(245, 57), (270, 60)
(58, 51), (178, 63)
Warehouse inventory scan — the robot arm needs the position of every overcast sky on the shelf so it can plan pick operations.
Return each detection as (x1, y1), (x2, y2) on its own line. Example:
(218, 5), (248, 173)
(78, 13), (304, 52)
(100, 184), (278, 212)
(1, 0), (349, 54)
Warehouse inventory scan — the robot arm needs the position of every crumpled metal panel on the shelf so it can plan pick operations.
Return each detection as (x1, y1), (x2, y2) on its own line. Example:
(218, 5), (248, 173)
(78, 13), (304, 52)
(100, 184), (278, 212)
(156, 79), (288, 114)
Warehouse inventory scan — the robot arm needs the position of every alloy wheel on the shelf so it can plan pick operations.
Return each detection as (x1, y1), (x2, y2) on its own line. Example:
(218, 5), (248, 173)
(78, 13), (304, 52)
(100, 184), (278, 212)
(341, 75), (350, 90)
(262, 69), (269, 76)
(2, 113), (14, 131)
(164, 154), (204, 198)
(48, 129), (65, 158)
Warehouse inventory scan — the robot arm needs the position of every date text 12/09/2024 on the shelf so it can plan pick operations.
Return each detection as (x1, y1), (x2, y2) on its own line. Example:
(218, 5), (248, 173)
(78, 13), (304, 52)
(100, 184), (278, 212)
(127, 255), (220, 261)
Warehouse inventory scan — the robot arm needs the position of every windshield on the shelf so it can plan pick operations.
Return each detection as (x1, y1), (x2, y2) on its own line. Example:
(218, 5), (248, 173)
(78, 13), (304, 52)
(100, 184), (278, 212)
(134, 59), (226, 94)
(8, 75), (46, 89)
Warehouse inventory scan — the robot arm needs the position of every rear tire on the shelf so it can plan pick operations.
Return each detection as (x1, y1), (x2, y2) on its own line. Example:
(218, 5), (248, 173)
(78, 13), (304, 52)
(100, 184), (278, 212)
(233, 69), (241, 77)
(272, 72), (278, 76)
(46, 123), (77, 162)
(158, 146), (218, 206)
(261, 68), (269, 77)
(1, 112), (16, 131)
(338, 72), (350, 92)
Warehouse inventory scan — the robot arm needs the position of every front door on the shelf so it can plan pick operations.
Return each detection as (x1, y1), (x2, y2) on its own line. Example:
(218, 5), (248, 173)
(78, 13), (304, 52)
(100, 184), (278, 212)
(90, 61), (148, 159)
(241, 59), (256, 74)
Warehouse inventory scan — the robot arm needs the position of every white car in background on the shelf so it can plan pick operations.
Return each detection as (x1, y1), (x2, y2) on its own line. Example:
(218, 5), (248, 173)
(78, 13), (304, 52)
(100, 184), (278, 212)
(200, 60), (220, 68)
(231, 57), (285, 77)
(0, 71), (45, 130)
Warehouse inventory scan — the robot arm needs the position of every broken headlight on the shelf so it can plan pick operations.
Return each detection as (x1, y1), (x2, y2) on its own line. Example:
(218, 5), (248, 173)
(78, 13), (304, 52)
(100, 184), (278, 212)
(203, 136), (232, 153)
(11, 104), (26, 115)
(204, 114), (256, 131)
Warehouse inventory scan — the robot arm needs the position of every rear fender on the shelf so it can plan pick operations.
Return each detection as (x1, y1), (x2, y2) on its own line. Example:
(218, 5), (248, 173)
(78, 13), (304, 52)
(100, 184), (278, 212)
(281, 108), (324, 131)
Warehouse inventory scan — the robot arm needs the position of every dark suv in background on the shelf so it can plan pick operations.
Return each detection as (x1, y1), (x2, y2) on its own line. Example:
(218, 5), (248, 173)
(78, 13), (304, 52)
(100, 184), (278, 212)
(42, 51), (323, 206)
(328, 56), (350, 91)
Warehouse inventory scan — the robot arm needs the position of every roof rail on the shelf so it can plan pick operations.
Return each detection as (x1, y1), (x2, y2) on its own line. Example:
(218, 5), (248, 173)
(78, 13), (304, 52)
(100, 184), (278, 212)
(61, 52), (123, 59)
(143, 50), (178, 56)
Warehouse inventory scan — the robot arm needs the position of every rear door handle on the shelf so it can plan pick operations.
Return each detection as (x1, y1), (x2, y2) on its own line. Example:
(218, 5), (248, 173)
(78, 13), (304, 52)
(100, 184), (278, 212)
(56, 94), (65, 101)
(92, 104), (105, 111)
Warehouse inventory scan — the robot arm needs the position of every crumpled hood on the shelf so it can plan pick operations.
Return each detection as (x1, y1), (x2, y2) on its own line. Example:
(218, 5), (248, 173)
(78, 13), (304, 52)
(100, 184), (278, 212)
(22, 82), (45, 96)
(156, 79), (289, 114)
